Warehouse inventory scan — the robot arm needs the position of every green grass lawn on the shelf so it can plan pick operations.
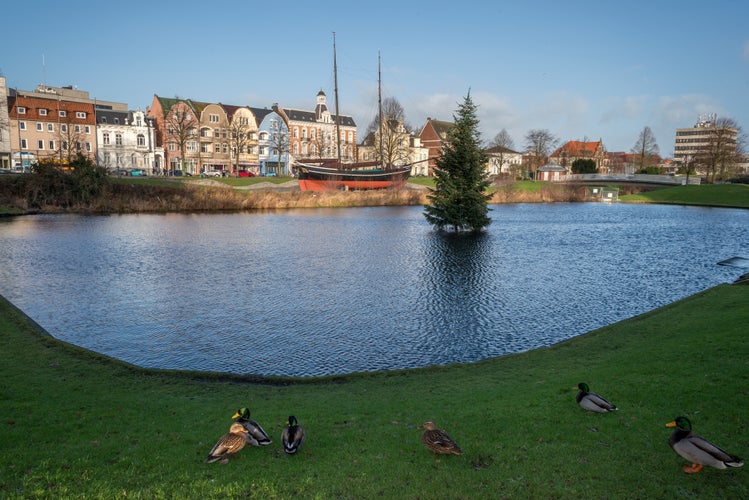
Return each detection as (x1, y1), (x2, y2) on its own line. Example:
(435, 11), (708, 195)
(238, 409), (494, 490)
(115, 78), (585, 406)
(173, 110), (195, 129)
(1, 283), (747, 498)
(621, 184), (749, 208)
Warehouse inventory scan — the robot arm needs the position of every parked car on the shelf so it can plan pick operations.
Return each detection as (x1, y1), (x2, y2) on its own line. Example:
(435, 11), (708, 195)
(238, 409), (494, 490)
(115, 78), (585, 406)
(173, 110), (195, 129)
(130, 169), (147, 177)
(113, 169), (128, 176)
(201, 169), (222, 177)
(0, 168), (12, 175)
(238, 171), (256, 177)
(169, 170), (183, 176)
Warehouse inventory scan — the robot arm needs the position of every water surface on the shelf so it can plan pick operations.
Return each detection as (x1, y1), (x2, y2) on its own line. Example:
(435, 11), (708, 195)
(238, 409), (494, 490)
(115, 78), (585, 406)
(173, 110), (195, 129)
(0, 203), (745, 376)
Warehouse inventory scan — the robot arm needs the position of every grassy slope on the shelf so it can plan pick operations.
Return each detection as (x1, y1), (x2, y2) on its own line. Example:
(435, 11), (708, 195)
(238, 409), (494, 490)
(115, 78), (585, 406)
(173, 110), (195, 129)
(1, 284), (747, 498)
(620, 184), (749, 208)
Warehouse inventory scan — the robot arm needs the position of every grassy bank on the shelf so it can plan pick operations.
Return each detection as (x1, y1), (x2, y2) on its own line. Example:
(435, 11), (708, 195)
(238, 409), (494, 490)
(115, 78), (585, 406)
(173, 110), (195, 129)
(1, 283), (747, 498)
(620, 183), (749, 208)
(2, 174), (748, 213)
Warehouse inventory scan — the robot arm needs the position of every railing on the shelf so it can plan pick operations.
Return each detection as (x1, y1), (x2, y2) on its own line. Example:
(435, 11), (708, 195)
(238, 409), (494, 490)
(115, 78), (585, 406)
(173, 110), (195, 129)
(560, 174), (701, 185)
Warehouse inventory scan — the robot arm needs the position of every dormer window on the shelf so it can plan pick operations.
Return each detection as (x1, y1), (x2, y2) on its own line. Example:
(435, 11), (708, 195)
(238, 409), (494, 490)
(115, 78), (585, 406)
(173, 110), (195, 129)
(101, 116), (107, 124)
(17, 107), (26, 114)
(39, 109), (48, 116)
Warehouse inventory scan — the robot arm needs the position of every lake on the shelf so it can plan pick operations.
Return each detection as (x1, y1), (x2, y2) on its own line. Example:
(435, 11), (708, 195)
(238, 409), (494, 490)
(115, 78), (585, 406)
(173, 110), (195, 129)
(0, 203), (746, 377)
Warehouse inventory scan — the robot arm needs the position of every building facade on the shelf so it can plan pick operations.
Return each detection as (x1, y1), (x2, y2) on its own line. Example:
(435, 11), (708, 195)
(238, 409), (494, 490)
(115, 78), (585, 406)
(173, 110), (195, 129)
(485, 145), (523, 176)
(280, 90), (357, 164)
(0, 77), (10, 169)
(674, 114), (738, 165)
(7, 85), (104, 169)
(256, 106), (289, 176)
(419, 118), (453, 176)
(550, 139), (605, 171)
(96, 107), (160, 174)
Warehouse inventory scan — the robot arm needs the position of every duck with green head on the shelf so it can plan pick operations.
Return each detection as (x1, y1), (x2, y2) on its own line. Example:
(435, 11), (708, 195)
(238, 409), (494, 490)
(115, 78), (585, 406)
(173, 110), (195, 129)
(666, 416), (744, 473)
(575, 382), (618, 413)
(232, 407), (272, 446)
(282, 415), (306, 454)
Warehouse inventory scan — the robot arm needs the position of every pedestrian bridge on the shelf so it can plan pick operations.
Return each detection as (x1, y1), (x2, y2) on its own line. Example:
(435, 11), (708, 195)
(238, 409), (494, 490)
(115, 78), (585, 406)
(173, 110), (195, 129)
(559, 173), (700, 186)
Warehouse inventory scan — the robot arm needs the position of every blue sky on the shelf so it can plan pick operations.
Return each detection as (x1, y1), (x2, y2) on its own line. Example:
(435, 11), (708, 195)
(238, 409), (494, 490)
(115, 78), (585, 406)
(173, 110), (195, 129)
(3, 1), (747, 156)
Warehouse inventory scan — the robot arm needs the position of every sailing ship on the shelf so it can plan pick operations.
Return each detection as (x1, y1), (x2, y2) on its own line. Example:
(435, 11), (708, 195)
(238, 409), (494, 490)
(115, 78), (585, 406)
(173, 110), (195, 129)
(294, 35), (412, 192)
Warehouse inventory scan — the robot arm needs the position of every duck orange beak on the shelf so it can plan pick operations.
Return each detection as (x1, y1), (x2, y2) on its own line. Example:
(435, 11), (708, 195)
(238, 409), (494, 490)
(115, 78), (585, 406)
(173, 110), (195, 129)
(666, 421), (677, 428)
(232, 412), (240, 419)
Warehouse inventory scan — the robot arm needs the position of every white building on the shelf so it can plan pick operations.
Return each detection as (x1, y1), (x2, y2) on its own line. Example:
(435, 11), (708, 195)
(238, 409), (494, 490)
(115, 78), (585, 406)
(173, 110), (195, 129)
(95, 107), (161, 174)
(485, 145), (523, 176)
(0, 77), (10, 169)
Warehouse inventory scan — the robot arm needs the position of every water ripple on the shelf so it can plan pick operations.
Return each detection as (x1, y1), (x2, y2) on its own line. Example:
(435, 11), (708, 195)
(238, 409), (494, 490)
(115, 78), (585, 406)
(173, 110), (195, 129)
(0, 204), (746, 377)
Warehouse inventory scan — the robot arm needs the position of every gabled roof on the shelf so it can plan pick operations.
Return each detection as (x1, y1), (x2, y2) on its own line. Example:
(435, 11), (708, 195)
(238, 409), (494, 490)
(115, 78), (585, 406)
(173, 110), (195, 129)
(551, 140), (602, 158)
(282, 107), (356, 127)
(485, 145), (521, 155)
(422, 118), (453, 139)
(249, 107), (274, 124)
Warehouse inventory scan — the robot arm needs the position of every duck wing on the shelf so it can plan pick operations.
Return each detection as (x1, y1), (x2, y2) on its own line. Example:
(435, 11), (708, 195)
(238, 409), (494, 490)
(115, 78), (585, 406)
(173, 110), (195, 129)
(579, 392), (617, 413)
(205, 433), (246, 463)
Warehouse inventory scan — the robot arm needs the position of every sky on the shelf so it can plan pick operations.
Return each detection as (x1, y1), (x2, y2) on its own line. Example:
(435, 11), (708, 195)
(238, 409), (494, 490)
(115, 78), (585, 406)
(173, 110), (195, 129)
(3, 1), (748, 157)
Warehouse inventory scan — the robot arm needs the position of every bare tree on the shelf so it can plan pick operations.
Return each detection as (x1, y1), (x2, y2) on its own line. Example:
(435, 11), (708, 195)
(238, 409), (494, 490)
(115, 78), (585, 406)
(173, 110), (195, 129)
(524, 129), (559, 180)
(228, 116), (252, 176)
(165, 100), (198, 173)
(56, 113), (88, 165)
(630, 126), (660, 171)
(267, 117), (290, 175)
(692, 117), (743, 183)
(489, 128), (515, 150)
(365, 97), (411, 166)
(487, 128), (516, 176)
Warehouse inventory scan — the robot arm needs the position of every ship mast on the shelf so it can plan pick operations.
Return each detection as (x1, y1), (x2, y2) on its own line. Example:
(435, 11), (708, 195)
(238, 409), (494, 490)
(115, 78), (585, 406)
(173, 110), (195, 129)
(333, 32), (341, 163)
(378, 50), (384, 169)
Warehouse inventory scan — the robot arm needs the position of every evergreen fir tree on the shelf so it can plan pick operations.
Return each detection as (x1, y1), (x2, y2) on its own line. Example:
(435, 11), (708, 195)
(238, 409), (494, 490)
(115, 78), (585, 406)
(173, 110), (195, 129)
(423, 91), (491, 232)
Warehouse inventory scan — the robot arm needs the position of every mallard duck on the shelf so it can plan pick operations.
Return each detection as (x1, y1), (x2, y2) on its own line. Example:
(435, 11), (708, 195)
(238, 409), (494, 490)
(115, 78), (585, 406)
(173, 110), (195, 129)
(232, 407), (272, 446)
(421, 420), (463, 455)
(666, 416), (744, 473)
(205, 422), (250, 464)
(281, 415), (306, 454)
(575, 382), (618, 413)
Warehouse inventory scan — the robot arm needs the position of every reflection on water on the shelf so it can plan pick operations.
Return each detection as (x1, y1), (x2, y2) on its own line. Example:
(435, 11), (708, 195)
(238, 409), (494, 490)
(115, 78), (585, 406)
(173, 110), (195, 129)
(0, 204), (746, 377)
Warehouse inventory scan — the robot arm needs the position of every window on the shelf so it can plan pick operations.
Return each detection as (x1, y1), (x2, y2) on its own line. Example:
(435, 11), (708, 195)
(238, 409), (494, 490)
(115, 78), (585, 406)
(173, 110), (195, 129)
(19, 121), (26, 130)
(115, 134), (123, 146)
(47, 123), (54, 132)
(39, 109), (48, 116)
(76, 111), (86, 119)
(48, 140), (55, 150)
(37, 140), (44, 150)
(302, 128), (307, 139)
(202, 144), (211, 153)
(36, 123), (43, 131)
(223, 144), (228, 154)
(86, 142), (91, 152)
(137, 134), (145, 147)
(103, 133), (110, 145)
(59, 110), (66, 117)
(21, 139), (28, 149)
(311, 129), (316, 140)
(214, 128), (220, 138)
(61, 124), (68, 133)
(169, 142), (176, 152)
(209, 114), (219, 123)
(62, 141), (68, 151)
(293, 127), (298, 138)
(85, 125), (90, 134)
(114, 118), (119, 124)
(18, 106), (26, 114)
(100, 116), (107, 124)
(74, 125), (81, 133)
(103, 152), (110, 165)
